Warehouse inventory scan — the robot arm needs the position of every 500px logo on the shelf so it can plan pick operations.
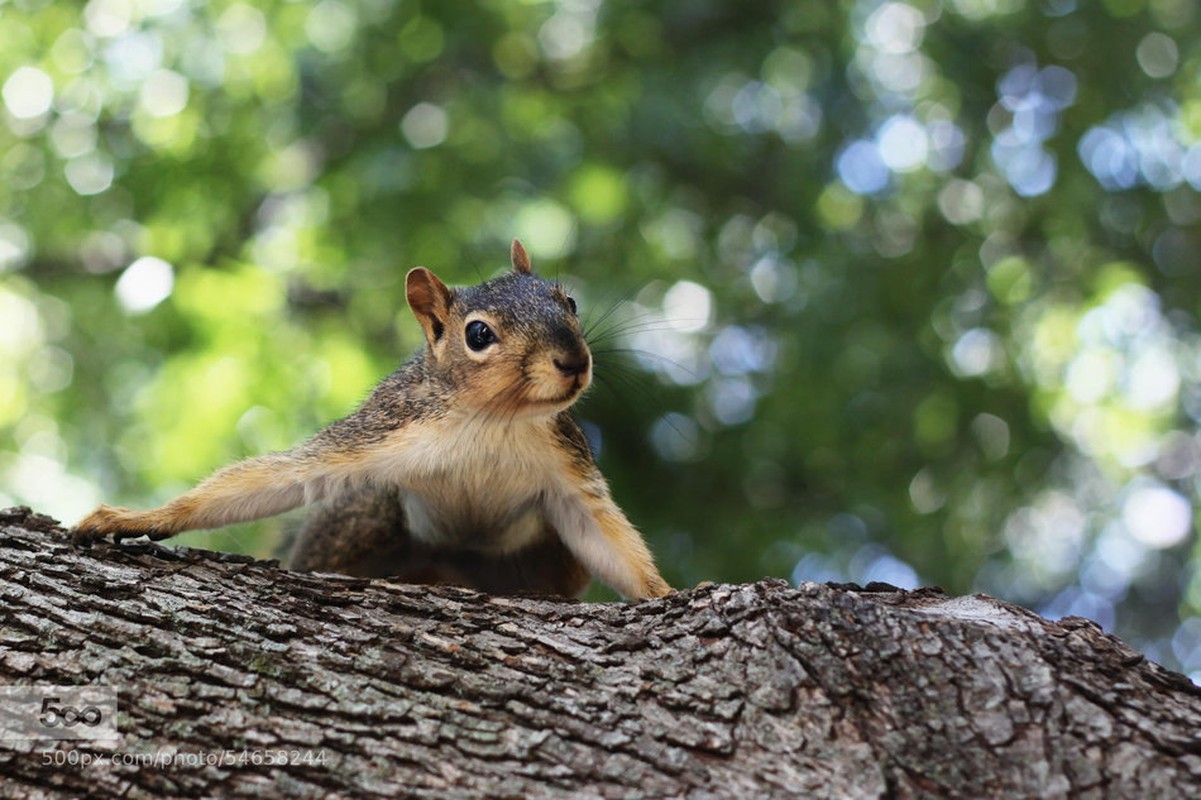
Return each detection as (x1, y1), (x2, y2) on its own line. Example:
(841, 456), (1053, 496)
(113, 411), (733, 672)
(39, 697), (105, 729)
(1, 686), (118, 743)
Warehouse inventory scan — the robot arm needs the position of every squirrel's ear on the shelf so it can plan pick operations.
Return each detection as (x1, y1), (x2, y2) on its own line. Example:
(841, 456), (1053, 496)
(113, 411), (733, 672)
(406, 267), (452, 345)
(511, 239), (532, 275)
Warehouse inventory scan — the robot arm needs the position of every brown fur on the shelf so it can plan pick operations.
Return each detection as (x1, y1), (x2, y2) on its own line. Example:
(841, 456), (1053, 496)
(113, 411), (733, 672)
(289, 489), (589, 597)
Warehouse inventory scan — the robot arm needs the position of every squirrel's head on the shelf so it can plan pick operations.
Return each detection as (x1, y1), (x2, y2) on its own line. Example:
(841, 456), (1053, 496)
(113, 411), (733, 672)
(405, 239), (591, 418)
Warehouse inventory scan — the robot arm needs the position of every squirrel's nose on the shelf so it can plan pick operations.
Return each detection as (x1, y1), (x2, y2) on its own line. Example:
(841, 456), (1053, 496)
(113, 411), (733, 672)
(554, 354), (590, 378)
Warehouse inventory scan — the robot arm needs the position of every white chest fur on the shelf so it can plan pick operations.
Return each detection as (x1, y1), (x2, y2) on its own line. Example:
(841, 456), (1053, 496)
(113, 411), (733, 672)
(373, 415), (568, 553)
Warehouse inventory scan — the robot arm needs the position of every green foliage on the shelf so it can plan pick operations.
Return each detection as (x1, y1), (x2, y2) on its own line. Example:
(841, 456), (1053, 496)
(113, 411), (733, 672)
(2, 0), (1200, 676)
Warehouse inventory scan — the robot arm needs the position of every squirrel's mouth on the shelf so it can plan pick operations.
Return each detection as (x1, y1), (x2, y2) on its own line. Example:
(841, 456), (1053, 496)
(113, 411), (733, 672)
(522, 349), (592, 409)
(558, 374), (589, 403)
(533, 370), (590, 410)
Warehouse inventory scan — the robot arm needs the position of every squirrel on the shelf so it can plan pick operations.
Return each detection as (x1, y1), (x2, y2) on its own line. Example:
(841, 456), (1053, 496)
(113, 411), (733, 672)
(70, 240), (671, 600)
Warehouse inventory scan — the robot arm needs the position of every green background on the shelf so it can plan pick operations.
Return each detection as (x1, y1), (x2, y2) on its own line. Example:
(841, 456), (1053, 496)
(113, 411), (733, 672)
(2, 0), (1200, 679)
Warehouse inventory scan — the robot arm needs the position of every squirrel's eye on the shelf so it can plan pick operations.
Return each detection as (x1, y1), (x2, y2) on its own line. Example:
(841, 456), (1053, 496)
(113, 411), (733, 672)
(465, 320), (496, 351)
(566, 296), (578, 315)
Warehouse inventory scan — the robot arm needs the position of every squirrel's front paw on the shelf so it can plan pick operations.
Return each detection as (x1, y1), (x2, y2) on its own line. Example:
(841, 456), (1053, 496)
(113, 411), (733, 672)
(71, 505), (172, 547)
(642, 575), (673, 599)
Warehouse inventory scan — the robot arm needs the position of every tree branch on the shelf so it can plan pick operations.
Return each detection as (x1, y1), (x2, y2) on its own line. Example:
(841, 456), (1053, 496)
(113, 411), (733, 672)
(1, 506), (1198, 798)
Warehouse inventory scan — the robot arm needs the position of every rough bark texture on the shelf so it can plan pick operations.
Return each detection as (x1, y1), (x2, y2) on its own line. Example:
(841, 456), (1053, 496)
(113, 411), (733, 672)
(1, 506), (1199, 799)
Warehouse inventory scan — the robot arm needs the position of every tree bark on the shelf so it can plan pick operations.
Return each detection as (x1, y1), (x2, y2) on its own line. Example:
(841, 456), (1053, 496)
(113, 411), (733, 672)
(1, 506), (1199, 799)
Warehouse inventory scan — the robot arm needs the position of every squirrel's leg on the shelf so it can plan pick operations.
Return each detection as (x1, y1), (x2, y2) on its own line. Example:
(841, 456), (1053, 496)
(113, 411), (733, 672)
(545, 488), (671, 600)
(285, 488), (412, 575)
(71, 449), (343, 546)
